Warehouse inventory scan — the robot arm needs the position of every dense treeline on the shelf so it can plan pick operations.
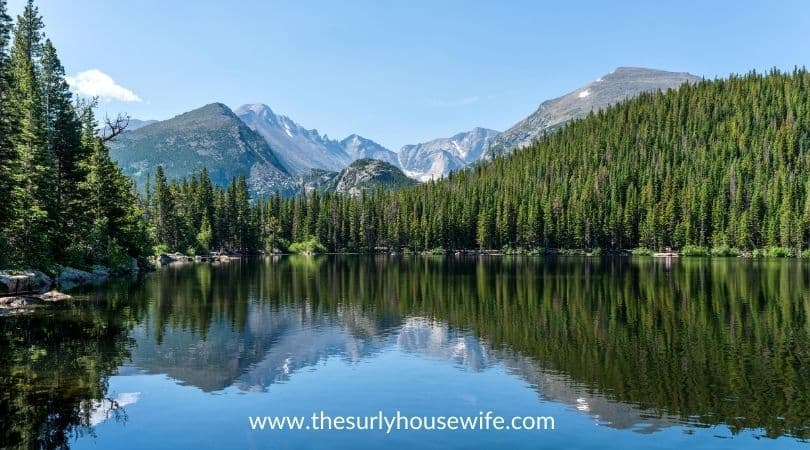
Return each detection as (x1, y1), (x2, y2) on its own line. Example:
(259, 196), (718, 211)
(6, 0), (810, 260)
(230, 68), (810, 254)
(0, 0), (147, 269)
(144, 167), (268, 254)
(149, 69), (810, 255)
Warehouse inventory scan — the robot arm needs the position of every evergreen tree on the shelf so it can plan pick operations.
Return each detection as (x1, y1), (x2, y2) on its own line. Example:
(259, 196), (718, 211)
(7, 0), (50, 266)
(41, 38), (83, 258)
(0, 0), (15, 265)
(152, 165), (177, 249)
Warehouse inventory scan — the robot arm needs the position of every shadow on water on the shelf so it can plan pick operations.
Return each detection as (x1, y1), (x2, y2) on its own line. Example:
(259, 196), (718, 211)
(1, 255), (809, 447)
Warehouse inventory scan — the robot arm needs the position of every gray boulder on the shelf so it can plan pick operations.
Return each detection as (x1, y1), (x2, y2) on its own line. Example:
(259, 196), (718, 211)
(57, 266), (109, 290)
(0, 270), (53, 295)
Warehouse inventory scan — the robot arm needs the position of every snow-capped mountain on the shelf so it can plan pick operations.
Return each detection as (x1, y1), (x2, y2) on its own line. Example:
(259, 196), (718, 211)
(397, 127), (499, 181)
(340, 134), (399, 166)
(236, 103), (352, 174)
(482, 67), (701, 159)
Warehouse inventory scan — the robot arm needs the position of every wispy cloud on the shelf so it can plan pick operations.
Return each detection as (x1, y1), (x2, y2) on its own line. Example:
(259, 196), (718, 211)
(429, 95), (480, 108)
(65, 69), (141, 102)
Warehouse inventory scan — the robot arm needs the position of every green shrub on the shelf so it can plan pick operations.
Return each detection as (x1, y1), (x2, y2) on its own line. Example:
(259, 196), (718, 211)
(680, 245), (709, 256)
(631, 247), (653, 256)
(152, 244), (170, 256)
(288, 237), (326, 254)
(501, 245), (531, 255)
(752, 247), (795, 258)
(764, 246), (795, 257)
(710, 245), (741, 257)
(425, 247), (446, 255)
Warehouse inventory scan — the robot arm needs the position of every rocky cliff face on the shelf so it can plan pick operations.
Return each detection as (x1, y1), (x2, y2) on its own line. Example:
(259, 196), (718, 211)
(235, 103), (353, 175)
(397, 127), (499, 181)
(301, 158), (418, 196)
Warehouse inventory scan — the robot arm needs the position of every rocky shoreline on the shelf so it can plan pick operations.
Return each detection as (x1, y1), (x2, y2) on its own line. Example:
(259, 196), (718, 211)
(0, 270), (68, 316)
(150, 252), (242, 266)
(0, 263), (140, 316)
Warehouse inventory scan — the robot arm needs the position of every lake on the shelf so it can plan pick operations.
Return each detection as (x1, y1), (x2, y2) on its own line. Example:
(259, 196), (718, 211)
(0, 256), (808, 449)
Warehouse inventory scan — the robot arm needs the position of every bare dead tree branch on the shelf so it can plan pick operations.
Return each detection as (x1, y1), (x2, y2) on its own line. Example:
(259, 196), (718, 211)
(101, 113), (130, 142)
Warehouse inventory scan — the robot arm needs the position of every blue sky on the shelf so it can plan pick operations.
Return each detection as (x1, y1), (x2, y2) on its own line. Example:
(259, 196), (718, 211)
(8, 0), (810, 150)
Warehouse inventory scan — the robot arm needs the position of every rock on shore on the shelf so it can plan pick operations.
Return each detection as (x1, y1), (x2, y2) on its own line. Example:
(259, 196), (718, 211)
(56, 266), (112, 290)
(0, 290), (73, 315)
(0, 270), (52, 295)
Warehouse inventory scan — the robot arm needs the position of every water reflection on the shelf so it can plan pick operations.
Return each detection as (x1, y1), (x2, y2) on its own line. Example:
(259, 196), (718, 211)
(118, 257), (810, 439)
(0, 287), (140, 449)
(1, 256), (809, 449)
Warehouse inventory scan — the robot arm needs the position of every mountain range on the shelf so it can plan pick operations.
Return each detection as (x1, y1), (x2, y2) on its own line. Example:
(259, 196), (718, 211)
(110, 103), (414, 196)
(109, 66), (700, 195)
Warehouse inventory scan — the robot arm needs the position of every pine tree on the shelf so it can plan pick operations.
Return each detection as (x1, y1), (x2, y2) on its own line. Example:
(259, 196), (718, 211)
(0, 0), (16, 264)
(41, 38), (83, 258)
(7, 0), (50, 266)
(152, 165), (177, 249)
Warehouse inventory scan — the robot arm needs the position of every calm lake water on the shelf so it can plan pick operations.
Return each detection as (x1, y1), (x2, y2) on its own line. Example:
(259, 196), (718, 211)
(1, 256), (808, 449)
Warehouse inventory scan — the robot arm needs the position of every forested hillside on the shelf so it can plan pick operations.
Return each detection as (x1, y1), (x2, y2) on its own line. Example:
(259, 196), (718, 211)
(237, 69), (810, 253)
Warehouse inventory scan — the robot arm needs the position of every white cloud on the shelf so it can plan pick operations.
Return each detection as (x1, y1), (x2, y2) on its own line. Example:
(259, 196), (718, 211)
(65, 69), (141, 102)
(430, 96), (480, 108)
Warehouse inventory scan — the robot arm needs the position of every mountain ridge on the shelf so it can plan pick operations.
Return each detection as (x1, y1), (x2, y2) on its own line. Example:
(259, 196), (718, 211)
(235, 103), (400, 175)
(111, 66), (701, 190)
(482, 66), (701, 159)
(108, 102), (294, 196)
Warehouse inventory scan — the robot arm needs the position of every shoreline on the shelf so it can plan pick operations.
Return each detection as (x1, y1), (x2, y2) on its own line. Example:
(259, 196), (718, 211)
(154, 248), (810, 260)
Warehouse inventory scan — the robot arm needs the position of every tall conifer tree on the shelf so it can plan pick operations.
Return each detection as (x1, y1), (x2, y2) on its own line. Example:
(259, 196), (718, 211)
(8, 0), (51, 265)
